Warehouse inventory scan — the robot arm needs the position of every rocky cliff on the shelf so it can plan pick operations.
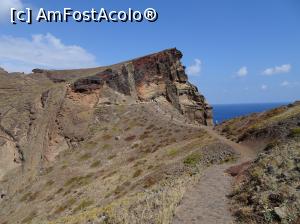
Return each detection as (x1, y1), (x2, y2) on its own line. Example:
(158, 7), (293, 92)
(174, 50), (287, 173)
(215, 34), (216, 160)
(0, 49), (213, 180)
(0, 49), (233, 224)
(46, 48), (213, 126)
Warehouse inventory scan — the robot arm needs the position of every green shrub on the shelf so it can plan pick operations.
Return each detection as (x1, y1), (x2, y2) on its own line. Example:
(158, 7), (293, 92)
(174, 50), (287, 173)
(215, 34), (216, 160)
(102, 134), (112, 140)
(108, 154), (116, 160)
(85, 141), (97, 149)
(90, 160), (101, 168)
(64, 175), (92, 188)
(143, 176), (157, 188)
(20, 191), (40, 202)
(125, 135), (136, 141)
(167, 148), (179, 157)
(184, 152), (202, 167)
(264, 141), (279, 151)
(133, 169), (142, 178)
(55, 188), (64, 194)
(102, 144), (112, 150)
(45, 180), (54, 187)
(22, 211), (37, 223)
(78, 153), (92, 161)
(73, 200), (94, 213)
(54, 198), (76, 214)
(290, 127), (300, 137)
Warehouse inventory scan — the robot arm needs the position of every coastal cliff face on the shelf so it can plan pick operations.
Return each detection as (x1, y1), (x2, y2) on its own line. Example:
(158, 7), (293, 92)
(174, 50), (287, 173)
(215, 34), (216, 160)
(70, 49), (213, 126)
(0, 49), (213, 181)
(0, 49), (223, 224)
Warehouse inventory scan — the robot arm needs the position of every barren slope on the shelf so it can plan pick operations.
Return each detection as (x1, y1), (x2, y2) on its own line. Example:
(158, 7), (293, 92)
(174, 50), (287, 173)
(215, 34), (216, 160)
(0, 49), (232, 224)
(217, 102), (300, 224)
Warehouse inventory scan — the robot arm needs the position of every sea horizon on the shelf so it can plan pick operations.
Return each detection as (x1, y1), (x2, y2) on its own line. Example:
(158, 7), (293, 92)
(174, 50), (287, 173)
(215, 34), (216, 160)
(212, 101), (292, 124)
(212, 101), (292, 106)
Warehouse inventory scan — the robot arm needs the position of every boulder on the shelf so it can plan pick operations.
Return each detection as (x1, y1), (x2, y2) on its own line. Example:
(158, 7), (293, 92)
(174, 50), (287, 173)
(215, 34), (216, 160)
(274, 206), (288, 220)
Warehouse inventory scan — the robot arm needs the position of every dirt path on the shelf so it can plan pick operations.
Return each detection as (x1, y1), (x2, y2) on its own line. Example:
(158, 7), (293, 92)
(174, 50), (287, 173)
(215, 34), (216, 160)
(172, 126), (256, 224)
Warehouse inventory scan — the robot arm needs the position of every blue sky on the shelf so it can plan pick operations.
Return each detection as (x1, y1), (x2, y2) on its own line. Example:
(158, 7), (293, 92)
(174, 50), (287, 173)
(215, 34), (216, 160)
(0, 0), (299, 104)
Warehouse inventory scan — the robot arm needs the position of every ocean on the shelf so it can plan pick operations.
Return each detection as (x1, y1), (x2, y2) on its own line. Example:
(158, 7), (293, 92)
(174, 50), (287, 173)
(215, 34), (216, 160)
(212, 102), (289, 124)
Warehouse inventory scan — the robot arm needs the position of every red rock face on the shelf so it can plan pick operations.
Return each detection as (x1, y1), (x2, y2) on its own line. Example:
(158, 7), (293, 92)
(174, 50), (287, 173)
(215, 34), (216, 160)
(45, 48), (213, 125)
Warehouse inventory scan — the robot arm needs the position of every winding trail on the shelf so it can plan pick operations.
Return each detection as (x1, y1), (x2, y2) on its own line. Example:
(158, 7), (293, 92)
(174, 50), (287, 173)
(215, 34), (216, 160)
(172, 126), (256, 224)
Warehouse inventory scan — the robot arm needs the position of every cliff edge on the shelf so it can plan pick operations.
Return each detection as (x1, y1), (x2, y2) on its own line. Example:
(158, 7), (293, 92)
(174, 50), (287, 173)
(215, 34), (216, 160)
(37, 48), (213, 126)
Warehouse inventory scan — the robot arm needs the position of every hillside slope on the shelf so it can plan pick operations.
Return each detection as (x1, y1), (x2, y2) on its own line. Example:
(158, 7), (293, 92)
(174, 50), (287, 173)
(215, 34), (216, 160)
(217, 102), (300, 224)
(0, 49), (232, 224)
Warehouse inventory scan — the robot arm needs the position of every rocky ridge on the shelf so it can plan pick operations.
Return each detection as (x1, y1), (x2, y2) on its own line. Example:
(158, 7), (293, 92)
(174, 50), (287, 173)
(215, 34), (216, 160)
(37, 48), (213, 126)
(0, 49), (220, 224)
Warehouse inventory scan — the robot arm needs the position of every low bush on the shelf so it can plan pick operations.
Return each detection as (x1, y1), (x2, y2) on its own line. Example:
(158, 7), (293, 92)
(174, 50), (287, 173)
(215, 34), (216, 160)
(90, 160), (101, 168)
(183, 152), (202, 167)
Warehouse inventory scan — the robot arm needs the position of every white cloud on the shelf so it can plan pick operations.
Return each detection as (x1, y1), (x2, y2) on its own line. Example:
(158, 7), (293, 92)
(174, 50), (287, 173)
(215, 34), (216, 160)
(261, 84), (268, 90)
(262, 64), (291, 76)
(0, 33), (97, 73)
(0, 0), (23, 21)
(236, 66), (248, 77)
(281, 81), (290, 87)
(186, 58), (202, 76)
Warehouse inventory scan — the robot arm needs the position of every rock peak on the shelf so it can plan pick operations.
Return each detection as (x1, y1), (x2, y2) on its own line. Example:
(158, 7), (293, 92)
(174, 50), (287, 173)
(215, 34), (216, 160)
(70, 48), (213, 125)
(0, 67), (8, 74)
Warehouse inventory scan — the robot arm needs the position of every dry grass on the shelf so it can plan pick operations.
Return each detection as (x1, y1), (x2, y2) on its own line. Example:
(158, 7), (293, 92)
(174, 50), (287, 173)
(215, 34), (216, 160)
(132, 169), (142, 178)
(54, 198), (77, 215)
(73, 200), (94, 213)
(64, 175), (93, 188)
(22, 211), (37, 223)
(90, 160), (101, 168)
(46, 176), (196, 224)
(78, 153), (92, 161)
(20, 191), (40, 202)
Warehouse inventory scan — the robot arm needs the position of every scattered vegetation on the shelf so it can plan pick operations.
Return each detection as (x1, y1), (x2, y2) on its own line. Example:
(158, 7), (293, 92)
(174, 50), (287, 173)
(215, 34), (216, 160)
(289, 127), (300, 137)
(167, 148), (179, 157)
(64, 175), (93, 188)
(102, 144), (112, 150)
(125, 135), (136, 141)
(90, 160), (101, 168)
(54, 198), (76, 215)
(183, 152), (202, 167)
(43, 166), (54, 175)
(55, 188), (64, 194)
(22, 211), (37, 223)
(114, 181), (130, 196)
(107, 154), (116, 160)
(132, 169), (142, 178)
(45, 180), (55, 187)
(143, 176), (158, 188)
(230, 140), (300, 224)
(102, 134), (112, 141)
(20, 191), (40, 202)
(85, 141), (98, 150)
(139, 131), (150, 140)
(73, 200), (94, 213)
(78, 153), (92, 161)
(47, 177), (191, 224)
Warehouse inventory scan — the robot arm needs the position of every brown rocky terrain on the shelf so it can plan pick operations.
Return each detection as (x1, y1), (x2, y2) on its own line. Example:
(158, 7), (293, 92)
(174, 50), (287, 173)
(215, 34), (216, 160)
(1, 48), (298, 224)
(217, 102), (300, 224)
(0, 49), (230, 224)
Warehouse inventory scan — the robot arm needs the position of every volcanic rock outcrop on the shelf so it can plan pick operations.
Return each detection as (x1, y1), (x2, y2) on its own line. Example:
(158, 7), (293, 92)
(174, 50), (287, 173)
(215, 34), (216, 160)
(0, 48), (213, 187)
(0, 49), (216, 223)
(70, 49), (213, 125)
